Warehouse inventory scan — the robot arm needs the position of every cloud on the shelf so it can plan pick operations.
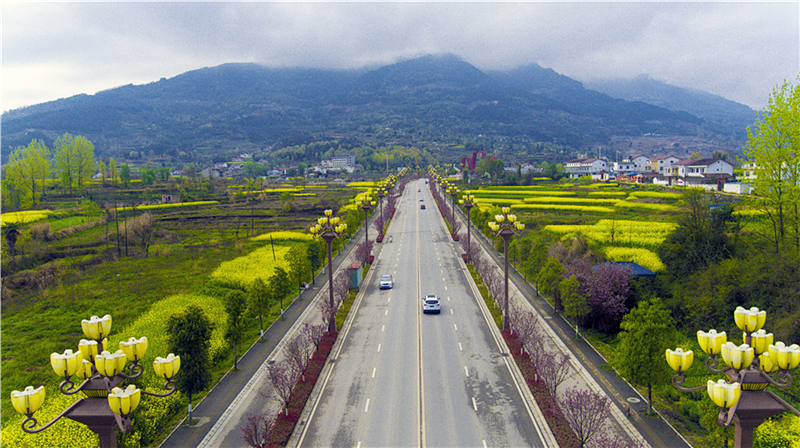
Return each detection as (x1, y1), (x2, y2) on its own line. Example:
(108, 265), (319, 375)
(2, 2), (798, 111)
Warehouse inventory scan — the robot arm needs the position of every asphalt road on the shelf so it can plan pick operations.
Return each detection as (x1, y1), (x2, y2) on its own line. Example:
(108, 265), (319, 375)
(296, 179), (550, 448)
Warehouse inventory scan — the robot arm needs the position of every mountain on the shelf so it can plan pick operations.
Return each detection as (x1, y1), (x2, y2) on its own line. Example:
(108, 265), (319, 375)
(1, 54), (741, 164)
(582, 75), (757, 138)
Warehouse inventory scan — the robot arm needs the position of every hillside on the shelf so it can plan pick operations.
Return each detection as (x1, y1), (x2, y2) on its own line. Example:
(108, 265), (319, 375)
(1, 54), (748, 165)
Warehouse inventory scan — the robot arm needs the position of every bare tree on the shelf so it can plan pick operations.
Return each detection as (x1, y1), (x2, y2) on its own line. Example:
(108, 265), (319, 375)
(451, 219), (462, 237)
(354, 239), (373, 264)
(239, 411), (276, 448)
(267, 360), (301, 416)
(539, 350), (572, 396)
(589, 432), (643, 448)
(558, 387), (612, 448)
(127, 212), (155, 257)
(318, 271), (350, 328)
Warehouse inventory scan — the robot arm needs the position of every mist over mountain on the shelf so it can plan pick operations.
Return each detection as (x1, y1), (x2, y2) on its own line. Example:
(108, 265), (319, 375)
(1, 54), (752, 165)
(583, 75), (757, 137)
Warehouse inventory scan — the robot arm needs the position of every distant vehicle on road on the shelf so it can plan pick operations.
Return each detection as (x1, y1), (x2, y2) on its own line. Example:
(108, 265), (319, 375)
(422, 295), (441, 314)
(420, 204), (426, 210)
(379, 274), (394, 289)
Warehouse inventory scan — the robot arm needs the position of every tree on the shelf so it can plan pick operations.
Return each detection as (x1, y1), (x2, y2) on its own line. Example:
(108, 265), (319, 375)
(307, 242), (324, 284)
(558, 387), (612, 448)
(285, 245), (311, 297)
(128, 212), (155, 257)
(267, 360), (301, 416)
(53, 133), (95, 191)
(239, 411), (277, 448)
(510, 306), (540, 356)
(5, 139), (50, 207)
(109, 158), (118, 186)
(538, 350), (572, 396)
(303, 322), (327, 356)
(166, 305), (214, 424)
(285, 331), (313, 381)
(120, 164), (132, 187)
(613, 298), (677, 414)
(269, 266), (293, 317)
(583, 263), (631, 333)
(745, 78), (800, 255)
(537, 257), (564, 310)
(98, 161), (107, 185)
(249, 278), (272, 339)
(2, 221), (23, 257)
(561, 275), (588, 337)
(224, 290), (248, 371)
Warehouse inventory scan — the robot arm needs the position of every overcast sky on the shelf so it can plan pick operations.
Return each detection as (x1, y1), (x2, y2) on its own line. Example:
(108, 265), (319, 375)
(2, 2), (798, 113)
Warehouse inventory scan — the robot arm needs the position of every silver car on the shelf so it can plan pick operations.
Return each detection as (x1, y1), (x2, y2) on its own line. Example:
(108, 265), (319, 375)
(379, 274), (393, 289)
(422, 295), (441, 314)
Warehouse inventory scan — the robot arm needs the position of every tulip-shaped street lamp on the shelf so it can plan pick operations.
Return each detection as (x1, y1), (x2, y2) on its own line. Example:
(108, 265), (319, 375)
(665, 306), (800, 448)
(11, 315), (180, 448)
(459, 192), (477, 263)
(446, 185), (459, 237)
(310, 209), (348, 332)
(376, 187), (387, 236)
(355, 195), (375, 264)
(488, 207), (525, 330)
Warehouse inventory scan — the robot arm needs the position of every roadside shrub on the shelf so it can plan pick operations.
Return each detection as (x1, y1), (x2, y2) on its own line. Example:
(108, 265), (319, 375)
(29, 222), (53, 241)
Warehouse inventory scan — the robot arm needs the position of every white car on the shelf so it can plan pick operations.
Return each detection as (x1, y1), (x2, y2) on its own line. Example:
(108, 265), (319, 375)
(422, 295), (441, 314)
(379, 274), (393, 289)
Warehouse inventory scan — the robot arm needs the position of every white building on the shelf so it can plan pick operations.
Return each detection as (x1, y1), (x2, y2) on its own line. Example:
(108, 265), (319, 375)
(565, 158), (609, 178)
(648, 155), (681, 174)
(667, 158), (734, 178)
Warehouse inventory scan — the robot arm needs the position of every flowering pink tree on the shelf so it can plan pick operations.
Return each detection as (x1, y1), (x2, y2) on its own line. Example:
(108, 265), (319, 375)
(285, 331), (313, 382)
(539, 350), (572, 396)
(319, 271), (350, 328)
(558, 387), (612, 448)
(303, 322), (327, 356)
(354, 239), (373, 264)
(239, 411), (276, 448)
(583, 263), (631, 333)
(511, 306), (540, 355)
(267, 360), (302, 415)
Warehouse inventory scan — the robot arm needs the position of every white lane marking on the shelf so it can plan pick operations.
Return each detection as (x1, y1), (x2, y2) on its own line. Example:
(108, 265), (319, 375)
(357, 443), (362, 448)
(450, 309), (453, 315)
(445, 285), (448, 291)
(459, 342), (463, 351)
(382, 324), (385, 332)
(472, 397), (478, 411)
(454, 324), (458, 331)
(447, 297), (450, 301)
(388, 297), (391, 303)
(482, 440), (487, 448)
(372, 367), (376, 378)
(464, 366), (469, 377)
(365, 399), (370, 413)
(377, 344), (381, 352)
(385, 310), (388, 316)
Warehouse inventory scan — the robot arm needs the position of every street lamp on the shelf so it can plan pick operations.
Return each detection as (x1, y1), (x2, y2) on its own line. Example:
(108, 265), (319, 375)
(488, 207), (525, 331)
(355, 194), (375, 264)
(665, 306), (800, 448)
(310, 210), (348, 333)
(11, 314), (181, 448)
(459, 191), (476, 263)
(447, 185), (460, 237)
(376, 187), (386, 237)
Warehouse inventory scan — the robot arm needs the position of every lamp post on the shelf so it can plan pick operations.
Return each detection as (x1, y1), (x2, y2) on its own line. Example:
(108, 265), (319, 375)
(459, 191), (476, 263)
(376, 187), (386, 237)
(447, 185), (459, 237)
(488, 207), (525, 331)
(310, 210), (348, 333)
(10, 314), (181, 448)
(355, 194), (375, 264)
(665, 306), (800, 448)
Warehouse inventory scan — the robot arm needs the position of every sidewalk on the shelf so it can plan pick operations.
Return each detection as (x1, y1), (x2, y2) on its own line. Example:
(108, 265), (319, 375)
(457, 206), (692, 448)
(160, 220), (380, 448)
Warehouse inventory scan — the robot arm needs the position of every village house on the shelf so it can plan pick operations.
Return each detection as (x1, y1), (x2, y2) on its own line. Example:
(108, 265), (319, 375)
(565, 158), (609, 178)
(648, 155), (681, 174)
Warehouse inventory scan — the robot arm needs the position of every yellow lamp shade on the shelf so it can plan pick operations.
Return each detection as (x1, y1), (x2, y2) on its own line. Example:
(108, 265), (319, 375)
(50, 349), (82, 378)
(502, 207), (511, 214)
(153, 353), (181, 380)
(76, 359), (94, 379)
(748, 330), (773, 355)
(720, 342), (754, 370)
(760, 353), (779, 373)
(119, 337), (148, 362)
(666, 348), (694, 373)
(95, 350), (128, 377)
(108, 385), (141, 416)
(508, 214), (516, 223)
(495, 215), (505, 223)
(767, 342), (800, 370)
(324, 209), (332, 217)
(78, 338), (107, 362)
(10, 386), (45, 416)
(734, 306), (766, 333)
(697, 330), (727, 355)
(707, 380), (741, 408)
(81, 314), (113, 340)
